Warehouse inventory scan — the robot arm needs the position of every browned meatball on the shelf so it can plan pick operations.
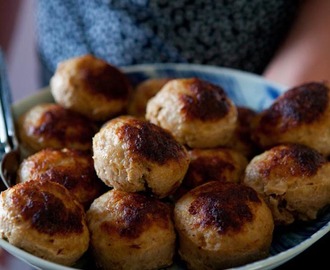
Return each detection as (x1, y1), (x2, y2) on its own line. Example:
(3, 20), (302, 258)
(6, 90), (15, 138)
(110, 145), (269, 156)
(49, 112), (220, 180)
(174, 147), (248, 199)
(243, 143), (330, 225)
(146, 78), (238, 148)
(92, 115), (190, 198)
(17, 103), (98, 155)
(0, 180), (89, 266)
(87, 189), (176, 270)
(174, 181), (274, 270)
(252, 82), (330, 155)
(50, 54), (132, 121)
(17, 148), (106, 208)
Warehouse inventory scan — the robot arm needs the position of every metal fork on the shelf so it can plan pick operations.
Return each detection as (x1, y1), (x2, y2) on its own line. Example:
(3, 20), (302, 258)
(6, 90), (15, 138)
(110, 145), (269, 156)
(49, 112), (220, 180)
(0, 49), (19, 189)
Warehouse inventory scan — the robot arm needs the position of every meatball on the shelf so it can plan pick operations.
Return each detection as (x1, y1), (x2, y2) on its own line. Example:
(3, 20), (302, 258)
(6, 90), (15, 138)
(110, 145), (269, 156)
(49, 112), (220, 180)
(252, 82), (330, 156)
(243, 143), (330, 225)
(146, 78), (238, 148)
(17, 103), (97, 155)
(0, 180), (89, 266)
(92, 115), (190, 198)
(50, 54), (132, 121)
(16, 148), (106, 209)
(87, 189), (176, 270)
(174, 147), (248, 199)
(174, 181), (274, 270)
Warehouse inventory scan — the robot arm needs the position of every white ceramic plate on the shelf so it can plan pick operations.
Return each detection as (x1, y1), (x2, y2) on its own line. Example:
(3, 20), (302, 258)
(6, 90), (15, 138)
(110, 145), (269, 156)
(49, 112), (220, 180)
(1, 63), (329, 270)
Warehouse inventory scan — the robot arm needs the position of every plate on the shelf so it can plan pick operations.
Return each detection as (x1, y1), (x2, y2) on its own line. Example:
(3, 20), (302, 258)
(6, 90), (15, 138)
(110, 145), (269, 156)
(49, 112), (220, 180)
(1, 63), (330, 270)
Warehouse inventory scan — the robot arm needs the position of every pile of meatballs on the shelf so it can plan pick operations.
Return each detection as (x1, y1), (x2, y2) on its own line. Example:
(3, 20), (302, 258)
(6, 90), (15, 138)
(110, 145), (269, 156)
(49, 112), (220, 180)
(1, 54), (330, 270)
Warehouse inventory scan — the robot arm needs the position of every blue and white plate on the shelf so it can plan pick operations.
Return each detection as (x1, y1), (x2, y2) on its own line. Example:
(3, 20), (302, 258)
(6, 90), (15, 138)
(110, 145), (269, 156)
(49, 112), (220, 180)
(1, 63), (329, 270)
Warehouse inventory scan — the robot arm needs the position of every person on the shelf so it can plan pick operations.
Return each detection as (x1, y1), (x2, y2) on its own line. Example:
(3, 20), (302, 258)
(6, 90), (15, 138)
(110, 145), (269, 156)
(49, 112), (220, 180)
(36, 0), (330, 87)
(263, 0), (330, 86)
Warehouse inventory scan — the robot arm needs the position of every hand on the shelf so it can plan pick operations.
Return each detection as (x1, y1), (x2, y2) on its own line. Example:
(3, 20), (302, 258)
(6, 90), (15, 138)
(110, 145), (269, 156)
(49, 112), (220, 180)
(264, 0), (330, 87)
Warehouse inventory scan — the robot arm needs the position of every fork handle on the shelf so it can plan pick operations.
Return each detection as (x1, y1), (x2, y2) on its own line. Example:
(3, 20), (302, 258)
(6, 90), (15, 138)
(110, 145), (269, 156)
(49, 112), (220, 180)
(0, 49), (17, 153)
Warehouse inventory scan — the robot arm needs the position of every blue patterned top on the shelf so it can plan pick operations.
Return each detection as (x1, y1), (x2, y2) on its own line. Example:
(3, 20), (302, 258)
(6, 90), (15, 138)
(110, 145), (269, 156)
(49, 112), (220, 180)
(36, 0), (302, 82)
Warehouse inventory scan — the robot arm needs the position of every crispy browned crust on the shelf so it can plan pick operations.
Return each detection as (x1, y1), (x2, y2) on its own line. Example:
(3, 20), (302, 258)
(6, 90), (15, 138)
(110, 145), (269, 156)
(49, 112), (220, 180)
(92, 115), (190, 198)
(97, 190), (172, 239)
(117, 117), (188, 164)
(252, 82), (330, 153)
(50, 54), (132, 121)
(251, 143), (326, 179)
(18, 103), (97, 153)
(0, 180), (89, 265)
(146, 78), (238, 148)
(11, 180), (84, 235)
(185, 182), (261, 233)
(257, 82), (328, 134)
(179, 78), (232, 121)
(174, 181), (274, 269)
(174, 148), (248, 199)
(87, 189), (176, 269)
(17, 148), (106, 208)
(69, 54), (131, 101)
(29, 104), (95, 142)
(243, 143), (330, 225)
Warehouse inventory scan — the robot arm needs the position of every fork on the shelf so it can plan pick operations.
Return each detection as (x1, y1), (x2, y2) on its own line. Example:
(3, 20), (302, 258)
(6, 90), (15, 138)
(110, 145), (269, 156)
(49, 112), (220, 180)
(0, 49), (19, 189)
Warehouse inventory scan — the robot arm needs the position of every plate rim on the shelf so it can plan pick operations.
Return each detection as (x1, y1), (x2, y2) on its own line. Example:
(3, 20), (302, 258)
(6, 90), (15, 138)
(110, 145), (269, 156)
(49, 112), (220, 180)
(121, 62), (287, 91)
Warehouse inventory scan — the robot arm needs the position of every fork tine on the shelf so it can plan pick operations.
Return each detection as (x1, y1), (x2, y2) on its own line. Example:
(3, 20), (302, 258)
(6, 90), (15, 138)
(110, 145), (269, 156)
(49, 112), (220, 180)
(0, 151), (19, 189)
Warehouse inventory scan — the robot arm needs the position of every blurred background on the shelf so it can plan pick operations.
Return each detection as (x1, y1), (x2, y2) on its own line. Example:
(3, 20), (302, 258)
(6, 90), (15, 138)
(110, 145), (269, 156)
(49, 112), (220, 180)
(0, 0), (39, 103)
(1, 2), (40, 267)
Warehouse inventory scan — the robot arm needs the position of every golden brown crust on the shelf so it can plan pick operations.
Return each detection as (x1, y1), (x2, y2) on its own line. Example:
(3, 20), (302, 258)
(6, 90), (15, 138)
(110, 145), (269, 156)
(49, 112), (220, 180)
(73, 55), (131, 101)
(250, 143), (325, 179)
(146, 78), (238, 148)
(174, 181), (274, 269)
(252, 81), (330, 155)
(93, 115), (190, 198)
(117, 117), (188, 165)
(87, 189), (176, 270)
(0, 180), (89, 266)
(174, 147), (248, 199)
(17, 148), (106, 208)
(12, 181), (84, 235)
(17, 103), (97, 155)
(257, 82), (328, 133)
(179, 78), (232, 121)
(50, 54), (132, 121)
(243, 143), (330, 225)
(98, 190), (172, 239)
(188, 182), (261, 233)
